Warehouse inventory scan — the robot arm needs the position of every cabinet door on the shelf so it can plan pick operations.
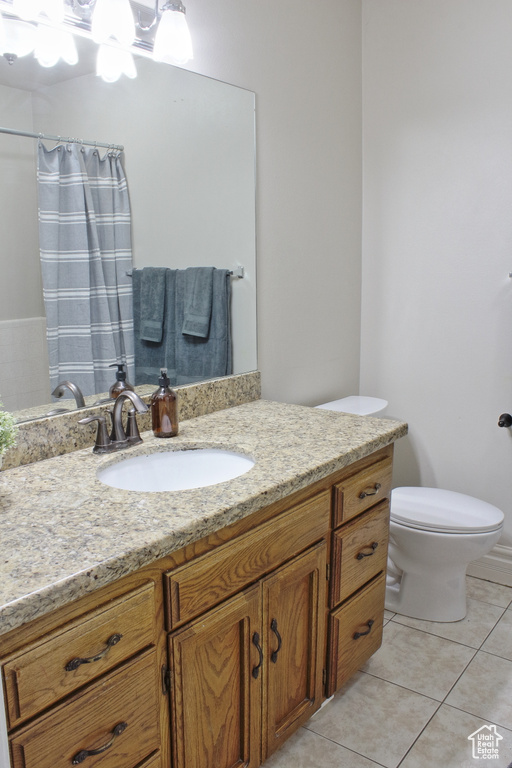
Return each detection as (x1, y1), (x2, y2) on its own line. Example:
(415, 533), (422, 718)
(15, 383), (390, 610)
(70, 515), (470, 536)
(169, 585), (262, 768)
(262, 542), (326, 760)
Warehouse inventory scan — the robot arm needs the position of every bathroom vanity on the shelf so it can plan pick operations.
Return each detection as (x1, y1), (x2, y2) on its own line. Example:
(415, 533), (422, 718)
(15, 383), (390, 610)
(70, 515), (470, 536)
(0, 398), (406, 768)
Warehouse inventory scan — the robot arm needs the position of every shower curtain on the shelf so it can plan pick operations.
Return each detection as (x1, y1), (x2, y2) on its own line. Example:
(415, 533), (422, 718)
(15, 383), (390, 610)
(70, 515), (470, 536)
(37, 142), (134, 397)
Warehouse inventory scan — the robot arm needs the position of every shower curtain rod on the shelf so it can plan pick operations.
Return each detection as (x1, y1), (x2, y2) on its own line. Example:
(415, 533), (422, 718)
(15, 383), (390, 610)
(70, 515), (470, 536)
(0, 125), (124, 151)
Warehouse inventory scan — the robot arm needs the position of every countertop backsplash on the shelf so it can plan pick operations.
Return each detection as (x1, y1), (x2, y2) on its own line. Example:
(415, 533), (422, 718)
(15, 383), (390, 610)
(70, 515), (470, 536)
(3, 371), (261, 469)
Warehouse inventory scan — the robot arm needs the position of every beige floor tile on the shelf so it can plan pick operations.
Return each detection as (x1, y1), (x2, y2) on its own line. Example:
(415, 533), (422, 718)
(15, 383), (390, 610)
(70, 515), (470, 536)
(446, 651), (512, 730)
(466, 577), (512, 608)
(482, 607), (512, 661)
(391, 597), (505, 648)
(262, 726), (383, 768)
(361, 621), (475, 700)
(305, 672), (438, 768)
(399, 704), (512, 768)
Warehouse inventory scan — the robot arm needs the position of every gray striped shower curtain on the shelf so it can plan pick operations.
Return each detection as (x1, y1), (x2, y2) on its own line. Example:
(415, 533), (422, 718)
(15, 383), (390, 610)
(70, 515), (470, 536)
(37, 142), (134, 397)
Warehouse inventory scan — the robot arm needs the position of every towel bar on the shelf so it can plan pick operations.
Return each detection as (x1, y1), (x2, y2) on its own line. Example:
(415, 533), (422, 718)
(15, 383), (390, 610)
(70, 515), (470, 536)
(126, 267), (244, 278)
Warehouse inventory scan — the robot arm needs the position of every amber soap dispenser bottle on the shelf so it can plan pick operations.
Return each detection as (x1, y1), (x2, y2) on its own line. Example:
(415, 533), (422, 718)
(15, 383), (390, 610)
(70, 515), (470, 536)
(151, 368), (178, 438)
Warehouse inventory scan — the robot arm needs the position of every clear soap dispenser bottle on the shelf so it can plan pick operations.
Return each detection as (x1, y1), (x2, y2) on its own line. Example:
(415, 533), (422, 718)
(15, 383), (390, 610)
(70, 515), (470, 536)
(109, 363), (134, 399)
(151, 368), (179, 438)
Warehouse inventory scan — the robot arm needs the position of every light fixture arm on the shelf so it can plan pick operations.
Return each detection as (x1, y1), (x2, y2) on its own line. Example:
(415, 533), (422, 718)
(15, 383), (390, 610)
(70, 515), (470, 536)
(163, 1), (186, 12)
(137, 0), (159, 32)
(137, 0), (186, 33)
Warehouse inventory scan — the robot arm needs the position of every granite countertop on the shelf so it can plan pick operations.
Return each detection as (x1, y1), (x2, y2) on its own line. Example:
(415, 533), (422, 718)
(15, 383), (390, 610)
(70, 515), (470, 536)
(0, 400), (407, 636)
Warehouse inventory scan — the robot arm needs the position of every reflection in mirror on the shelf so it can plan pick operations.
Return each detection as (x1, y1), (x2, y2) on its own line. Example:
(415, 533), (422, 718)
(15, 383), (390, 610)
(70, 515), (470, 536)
(0, 39), (257, 421)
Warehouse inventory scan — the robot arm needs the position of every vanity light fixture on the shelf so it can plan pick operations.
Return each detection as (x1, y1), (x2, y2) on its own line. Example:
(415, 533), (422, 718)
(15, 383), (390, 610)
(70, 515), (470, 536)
(96, 42), (136, 82)
(0, 0), (193, 80)
(153, 1), (193, 66)
(12, 0), (65, 24)
(0, 14), (37, 63)
(34, 23), (77, 67)
(91, 0), (135, 48)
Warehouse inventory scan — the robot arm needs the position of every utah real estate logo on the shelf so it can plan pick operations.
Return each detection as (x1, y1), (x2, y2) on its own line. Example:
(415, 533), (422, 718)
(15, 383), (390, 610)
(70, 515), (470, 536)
(468, 724), (503, 760)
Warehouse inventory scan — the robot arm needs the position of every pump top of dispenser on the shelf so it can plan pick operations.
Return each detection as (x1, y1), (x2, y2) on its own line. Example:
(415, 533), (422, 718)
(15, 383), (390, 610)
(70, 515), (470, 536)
(109, 363), (134, 398)
(158, 368), (171, 388)
(110, 363), (128, 381)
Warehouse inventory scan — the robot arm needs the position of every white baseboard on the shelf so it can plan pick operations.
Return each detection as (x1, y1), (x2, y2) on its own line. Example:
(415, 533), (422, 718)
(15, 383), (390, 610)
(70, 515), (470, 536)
(467, 544), (512, 587)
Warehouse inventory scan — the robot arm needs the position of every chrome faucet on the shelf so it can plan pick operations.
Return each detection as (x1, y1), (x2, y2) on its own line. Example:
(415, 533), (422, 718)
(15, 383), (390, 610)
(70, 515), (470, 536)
(51, 380), (86, 409)
(79, 390), (148, 454)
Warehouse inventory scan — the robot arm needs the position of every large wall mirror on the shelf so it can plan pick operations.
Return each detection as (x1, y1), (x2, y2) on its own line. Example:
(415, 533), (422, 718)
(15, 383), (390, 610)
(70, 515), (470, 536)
(0, 36), (257, 420)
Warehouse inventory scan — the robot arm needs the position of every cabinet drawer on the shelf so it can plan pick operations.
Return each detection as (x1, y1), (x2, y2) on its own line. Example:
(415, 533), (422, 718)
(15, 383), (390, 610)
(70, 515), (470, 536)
(9, 650), (160, 768)
(333, 457), (392, 526)
(330, 501), (389, 608)
(3, 582), (156, 728)
(327, 573), (386, 696)
(165, 490), (330, 628)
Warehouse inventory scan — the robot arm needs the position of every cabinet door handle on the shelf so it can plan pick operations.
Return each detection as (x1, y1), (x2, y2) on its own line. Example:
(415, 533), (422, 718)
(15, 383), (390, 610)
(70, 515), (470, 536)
(252, 632), (263, 679)
(72, 722), (128, 764)
(65, 633), (123, 671)
(356, 542), (379, 560)
(353, 619), (374, 640)
(270, 618), (282, 663)
(359, 483), (381, 499)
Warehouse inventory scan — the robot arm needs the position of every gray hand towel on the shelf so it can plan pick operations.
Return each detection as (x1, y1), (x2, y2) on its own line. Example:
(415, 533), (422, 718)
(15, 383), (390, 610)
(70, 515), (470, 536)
(140, 267), (168, 342)
(182, 266), (214, 338)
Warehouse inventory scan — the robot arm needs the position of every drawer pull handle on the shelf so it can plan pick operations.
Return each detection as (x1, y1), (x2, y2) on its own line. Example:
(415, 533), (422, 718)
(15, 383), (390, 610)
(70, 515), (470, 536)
(270, 618), (282, 663)
(65, 633), (123, 672)
(72, 721), (128, 764)
(359, 483), (381, 499)
(356, 542), (379, 560)
(252, 632), (263, 679)
(353, 619), (374, 640)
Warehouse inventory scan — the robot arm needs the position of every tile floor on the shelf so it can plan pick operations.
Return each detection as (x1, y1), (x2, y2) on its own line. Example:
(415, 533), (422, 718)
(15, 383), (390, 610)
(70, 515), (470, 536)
(264, 576), (512, 768)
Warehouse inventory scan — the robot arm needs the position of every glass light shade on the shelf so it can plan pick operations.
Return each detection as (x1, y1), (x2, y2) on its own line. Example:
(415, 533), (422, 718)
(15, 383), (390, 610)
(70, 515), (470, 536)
(92, 0), (135, 48)
(41, 0), (65, 24)
(35, 25), (78, 67)
(153, 8), (193, 66)
(96, 44), (136, 83)
(13, 0), (65, 23)
(0, 18), (36, 58)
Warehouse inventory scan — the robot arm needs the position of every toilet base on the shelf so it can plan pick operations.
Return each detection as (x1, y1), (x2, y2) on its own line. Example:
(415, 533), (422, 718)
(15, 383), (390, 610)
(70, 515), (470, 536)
(385, 567), (467, 622)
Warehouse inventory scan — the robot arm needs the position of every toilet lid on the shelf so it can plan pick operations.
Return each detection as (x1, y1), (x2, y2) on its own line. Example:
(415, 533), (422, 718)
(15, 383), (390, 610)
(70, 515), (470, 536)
(391, 487), (504, 533)
(315, 396), (388, 416)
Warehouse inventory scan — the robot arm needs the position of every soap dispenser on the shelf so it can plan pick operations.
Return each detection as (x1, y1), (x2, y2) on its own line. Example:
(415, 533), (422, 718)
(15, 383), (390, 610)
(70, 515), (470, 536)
(151, 368), (179, 438)
(109, 363), (134, 399)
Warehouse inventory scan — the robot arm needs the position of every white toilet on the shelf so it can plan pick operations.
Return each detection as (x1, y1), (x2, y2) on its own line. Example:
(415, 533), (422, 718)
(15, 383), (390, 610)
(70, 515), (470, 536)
(315, 396), (505, 622)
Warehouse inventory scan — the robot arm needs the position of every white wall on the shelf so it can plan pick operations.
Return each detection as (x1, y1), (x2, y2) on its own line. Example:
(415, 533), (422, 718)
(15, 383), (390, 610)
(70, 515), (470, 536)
(360, 0), (512, 547)
(182, 0), (363, 405)
(0, 84), (42, 322)
(0, 85), (50, 410)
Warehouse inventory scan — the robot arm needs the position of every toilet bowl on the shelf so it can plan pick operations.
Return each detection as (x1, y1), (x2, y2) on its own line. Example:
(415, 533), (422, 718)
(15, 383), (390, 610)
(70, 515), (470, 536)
(386, 487), (503, 621)
(315, 396), (505, 622)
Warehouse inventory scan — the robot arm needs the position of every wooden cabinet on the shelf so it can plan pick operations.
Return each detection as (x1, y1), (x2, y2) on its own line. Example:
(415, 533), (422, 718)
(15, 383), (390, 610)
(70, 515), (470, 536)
(2, 578), (166, 768)
(262, 543), (325, 759)
(326, 448), (392, 696)
(3, 582), (156, 729)
(9, 651), (161, 768)
(169, 585), (262, 768)
(0, 445), (395, 768)
(168, 512), (328, 768)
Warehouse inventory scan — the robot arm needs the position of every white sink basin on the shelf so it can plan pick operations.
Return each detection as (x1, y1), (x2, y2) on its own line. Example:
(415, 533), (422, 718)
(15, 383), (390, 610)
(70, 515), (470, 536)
(97, 448), (255, 492)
